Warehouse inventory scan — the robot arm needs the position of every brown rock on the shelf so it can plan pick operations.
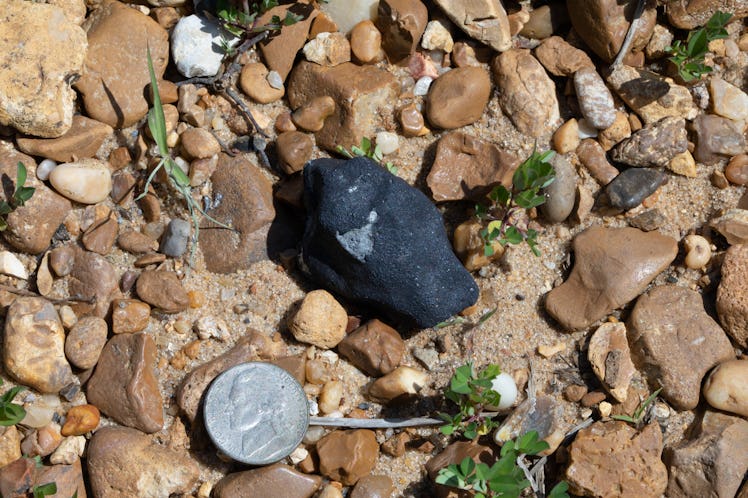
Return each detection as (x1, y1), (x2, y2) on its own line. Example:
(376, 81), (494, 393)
(134, 253), (166, 268)
(20, 424), (62, 459)
(338, 319), (405, 376)
(566, 421), (667, 498)
(179, 127), (220, 161)
(49, 246), (75, 277)
(64, 316), (108, 370)
(351, 475), (395, 498)
(81, 215), (118, 255)
(588, 322), (636, 402)
(666, 0), (748, 29)
(452, 219), (504, 271)
(716, 243), (748, 347)
(309, 11), (337, 38)
(110, 171), (136, 204)
(381, 432), (410, 457)
(240, 62), (285, 104)
(287, 61), (399, 151)
(75, 0), (169, 128)
(492, 49), (560, 137)
(368, 366), (429, 402)
(61, 404), (100, 436)
(87, 333), (164, 433)
(425, 67), (491, 130)
(607, 65), (698, 125)
(534, 36), (594, 76)
(581, 390), (607, 407)
(88, 426), (198, 498)
(16, 116), (113, 162)
(0, 146), (71, 254)
(576, 138), (619, 185)
(68, 247), (119, 317)
(111, 298), (151, 335)
(375, 0), (428, 63)
(3, 297), (73, 394)
(692, 114), (746, 165)
(726, 154), (748, 185)
(213, 463), (321, 498)
(176, 330), (280, 422)
(628, 285), (734, 410)
(136, 270), (189, 313)
(257, 4), (318, 81)
(710, 209), (748, 245)
(117, 230), (158, 254)
(292, 96), (336, 132)
(564, 384), (588, 402)
(611, 117), (687, 168)
(567, 0), (656, 62)
(303, 32), (351, 66)
(665, 411), (748, 498)
(190, 155), (219, 187)
(399, 104), (426, 137)
(289, 289), (348, 349)
(427, 132), (517, 202)
(277, 131), (313, 175)
(433, 0), (511, 52)
(199, 154), (275, 273)
(317, 430), (379, 485)
(0, 1), (86, 138)
(598, 112), (632, 151)
(520, 3), (570, 39)
(545, 227), (678, 331)
(33, 460), (87, 498)
(0, 426), (21, 468)
(494, 395), (565, 454)
(0, 457), (34, 498)
(271, 354), (307, 384)
(350, 20), (382, 64)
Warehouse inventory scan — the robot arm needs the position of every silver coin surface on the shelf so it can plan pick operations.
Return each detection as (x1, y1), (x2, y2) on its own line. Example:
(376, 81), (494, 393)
(203, 362), (309, 465)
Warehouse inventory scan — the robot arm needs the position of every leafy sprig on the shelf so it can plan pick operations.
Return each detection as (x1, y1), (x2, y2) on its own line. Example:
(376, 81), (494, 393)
(215, 0), (303, 52)
(439, 362), (501, 440)
(32, 483), (57, 498)
(0, 379), (26, 426)
(435, 431), (569, 498)
(666, 10), (732, 82)
(0, 162), (36, 231)
(475, 150), (555, 257)
(336, 137), (398, 175)
(611, 387), (662, 426)
(141, 47), (233, 266)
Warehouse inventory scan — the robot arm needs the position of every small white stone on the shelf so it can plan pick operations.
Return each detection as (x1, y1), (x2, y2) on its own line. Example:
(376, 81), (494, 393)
(375, 131), (399, 155)
(171, 15), (239, 78)
(486, 372), (518, 411)
(288, 446), (309, 465)
(577, 118), (599, 138)
(48, 158), (112, 204)
(683, 234), (712, 269)
(598, 401), (612, 417)
(0, 251), (27, 279)
(267, 70), (283, 90)
(421, 20), (454, 52)
(22, 394), (60, 428)
(413, 76), (433, 96)
(320, 0), (378, 34)
(36, 159), (57, 181)
(709, 77), (748, 123)
(49, 435), (86, 465)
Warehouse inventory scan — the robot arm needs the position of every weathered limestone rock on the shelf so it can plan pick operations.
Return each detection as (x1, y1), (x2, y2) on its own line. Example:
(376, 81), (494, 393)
(433, 0), (511, 52)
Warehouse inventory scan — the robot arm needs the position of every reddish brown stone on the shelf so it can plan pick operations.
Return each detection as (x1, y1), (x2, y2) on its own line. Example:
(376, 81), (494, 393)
(337, 319), (405, 376)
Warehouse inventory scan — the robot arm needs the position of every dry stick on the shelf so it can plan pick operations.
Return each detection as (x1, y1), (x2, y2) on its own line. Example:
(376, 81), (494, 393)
(612, 0), (647, 67)
(0, 284), (95, 305)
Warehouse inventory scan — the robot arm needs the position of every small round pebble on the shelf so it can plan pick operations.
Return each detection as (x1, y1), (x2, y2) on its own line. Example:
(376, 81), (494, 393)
(703, 359), (748, 417)
(375, 131), (399, 155)
(682, 234), (711, 269)
(49, 159), (112, 204)
(725, 153), (748, 185)
(240, 62), (285, 104)
(61, 404), (100, 436)
(36, 159), (57, 181)
(553, 119), (580, 154)
(350, 20), (381, 64)
(64, 316), (108, 370)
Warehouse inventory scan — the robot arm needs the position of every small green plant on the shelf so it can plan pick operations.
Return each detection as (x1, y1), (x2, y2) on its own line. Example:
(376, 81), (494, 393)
(216, 0), (304, 53)
(0, 162), (36, 231)
(32, 482), (57, 498)
(439, 362), (501, 439)
(141, 48), (232, 265)
(0, 379), (26, 426)
(475, 149), (555, 257)
(435, 431), (569, 498)
(666, 10), (732, 82)
(336, 137), (398, 175)
(611, 387), (662, 426)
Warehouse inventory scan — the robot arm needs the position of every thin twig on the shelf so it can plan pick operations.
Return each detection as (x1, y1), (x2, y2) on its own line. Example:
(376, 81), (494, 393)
(223, 87), (269, 138)
(0, 284), (96, 305)
(612, 0), (646, 67)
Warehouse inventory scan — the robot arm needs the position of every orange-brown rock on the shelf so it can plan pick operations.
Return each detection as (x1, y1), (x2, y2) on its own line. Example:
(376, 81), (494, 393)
(317, 430), (379, 486)
(717, 244), (748, 347)
(213, 464), (321, 498)
(111, 299), (151, 334)
(337, 319), (405, 376)
(534, 36), (594, 77)
(61, 404), (100, 436)
(375, 0), (428, 63)
(257, 4), (318, 81)
(426, 67), (491, 130)
(16, 115), (113, 162)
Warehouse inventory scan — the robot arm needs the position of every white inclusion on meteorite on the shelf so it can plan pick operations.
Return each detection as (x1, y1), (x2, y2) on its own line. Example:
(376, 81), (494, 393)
(336, 210), (378, 262)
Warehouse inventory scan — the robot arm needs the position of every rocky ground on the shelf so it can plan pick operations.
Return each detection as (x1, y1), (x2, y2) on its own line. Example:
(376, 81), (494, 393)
(0, 0), (747, 497)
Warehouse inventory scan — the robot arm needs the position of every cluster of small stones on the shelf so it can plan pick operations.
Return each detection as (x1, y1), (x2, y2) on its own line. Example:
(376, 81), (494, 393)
(0, 0), (746, 497)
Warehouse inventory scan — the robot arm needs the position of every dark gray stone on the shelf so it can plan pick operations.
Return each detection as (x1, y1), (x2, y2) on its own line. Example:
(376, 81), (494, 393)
(302, 157), (478, 328)
(160, 219), (191, 257)
(606, 168), (667, 211)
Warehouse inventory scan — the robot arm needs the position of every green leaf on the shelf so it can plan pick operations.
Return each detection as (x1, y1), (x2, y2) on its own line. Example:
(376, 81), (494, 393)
(1, 385), (25, 404)
(549, 481), (571, 498)
(146, 47), (169, 158)
(0, 403), (25, 426)
(502, 226), (523, 245)
(490, 185), (511, 206)
(33, 482), (58, 498)
(16, 162), (27, 191)
(459, 456), (476, 477)
(514, 190), (546, 209)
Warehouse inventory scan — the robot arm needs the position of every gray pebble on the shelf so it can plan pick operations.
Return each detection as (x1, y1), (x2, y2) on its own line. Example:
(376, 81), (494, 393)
(160, 219), (191, 257)
(611, 117), (687, 168)
(541, 154), (577, 222)
(606, 168), (667, 210)
(629, 209), (666, 232)
(574, 67), (616, 129)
